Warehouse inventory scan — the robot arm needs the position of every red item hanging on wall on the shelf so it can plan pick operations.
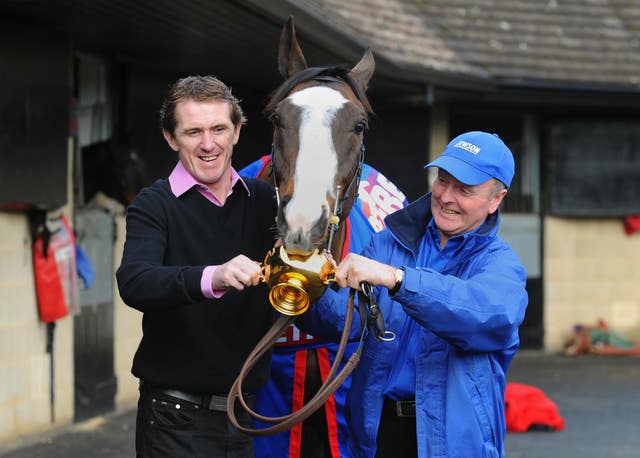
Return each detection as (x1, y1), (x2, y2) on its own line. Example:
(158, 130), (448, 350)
(33, 230), (68, 323)
(31, 213), (77, 323)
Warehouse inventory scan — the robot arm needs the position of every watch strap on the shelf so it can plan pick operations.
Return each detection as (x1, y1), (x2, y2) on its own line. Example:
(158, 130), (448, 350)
(388, 267), (404, 295)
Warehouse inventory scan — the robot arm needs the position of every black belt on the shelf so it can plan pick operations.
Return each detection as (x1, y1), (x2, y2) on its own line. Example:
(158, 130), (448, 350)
(383, 398), (416, 417)
(140, 382), (254, 412)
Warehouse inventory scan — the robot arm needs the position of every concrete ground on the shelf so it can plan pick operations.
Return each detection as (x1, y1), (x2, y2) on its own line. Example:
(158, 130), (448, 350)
(506, 351), (640, 458)
(1, 351), (639, 457)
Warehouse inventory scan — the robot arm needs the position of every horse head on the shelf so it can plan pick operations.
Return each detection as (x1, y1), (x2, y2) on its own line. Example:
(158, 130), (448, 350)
(265, 17), (375, 257)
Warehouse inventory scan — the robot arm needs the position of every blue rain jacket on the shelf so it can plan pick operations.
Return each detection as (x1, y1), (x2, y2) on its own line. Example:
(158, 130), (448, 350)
(301, 193), (528, 457)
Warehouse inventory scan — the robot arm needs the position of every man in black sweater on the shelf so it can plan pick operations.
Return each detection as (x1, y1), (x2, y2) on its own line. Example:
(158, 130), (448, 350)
(116, 75), (277, 458)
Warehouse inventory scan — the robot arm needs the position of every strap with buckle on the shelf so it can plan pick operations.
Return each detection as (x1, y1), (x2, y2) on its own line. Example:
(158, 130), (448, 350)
(141, 383), (253, 412)
(209, 395), (228, 411)
(357, 282), (396, 342)
(395, 400), (416, 417)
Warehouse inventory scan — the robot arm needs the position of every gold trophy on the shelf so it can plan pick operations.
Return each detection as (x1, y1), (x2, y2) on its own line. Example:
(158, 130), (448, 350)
(261, 245), (335, 316)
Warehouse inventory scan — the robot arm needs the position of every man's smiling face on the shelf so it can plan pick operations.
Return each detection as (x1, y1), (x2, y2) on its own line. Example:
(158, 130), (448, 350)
(163, 99), (241, 194)
(431, 169), (506, 246)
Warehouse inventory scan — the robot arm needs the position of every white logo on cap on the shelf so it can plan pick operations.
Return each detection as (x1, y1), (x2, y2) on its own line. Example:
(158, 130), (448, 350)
(454, 140), (481, 155)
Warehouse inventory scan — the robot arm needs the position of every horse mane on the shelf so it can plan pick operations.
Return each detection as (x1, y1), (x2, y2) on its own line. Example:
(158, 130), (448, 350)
(264, 65), (373, 116)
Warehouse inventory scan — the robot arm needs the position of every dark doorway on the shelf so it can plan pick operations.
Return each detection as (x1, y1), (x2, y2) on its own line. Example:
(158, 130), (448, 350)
(449, 110), (543, 349)
(73, 209), (118, 421)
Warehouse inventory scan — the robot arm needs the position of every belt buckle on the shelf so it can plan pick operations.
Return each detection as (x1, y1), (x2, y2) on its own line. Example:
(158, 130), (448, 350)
(209, 395), (227, 411)
(395, 400), (416, 417)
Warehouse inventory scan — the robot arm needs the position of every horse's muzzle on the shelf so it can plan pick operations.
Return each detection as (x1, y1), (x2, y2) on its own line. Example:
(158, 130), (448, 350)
(278, 207), (329, 254)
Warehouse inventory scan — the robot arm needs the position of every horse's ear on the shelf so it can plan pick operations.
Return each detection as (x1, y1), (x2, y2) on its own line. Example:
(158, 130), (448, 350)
(278, 16), (308, 79)
(350, 48), (375, 91)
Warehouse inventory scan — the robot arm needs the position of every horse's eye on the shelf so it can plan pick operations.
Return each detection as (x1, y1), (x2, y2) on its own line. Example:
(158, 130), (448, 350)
(354, 120), (367, 134)
(269, 113), (281, 127)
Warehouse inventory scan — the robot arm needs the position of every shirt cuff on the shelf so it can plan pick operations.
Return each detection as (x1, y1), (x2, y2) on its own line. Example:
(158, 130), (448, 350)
(201, 265), (227, 299)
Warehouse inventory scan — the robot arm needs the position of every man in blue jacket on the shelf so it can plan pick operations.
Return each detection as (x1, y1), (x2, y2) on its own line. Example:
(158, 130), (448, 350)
(299, 131), (528, 457)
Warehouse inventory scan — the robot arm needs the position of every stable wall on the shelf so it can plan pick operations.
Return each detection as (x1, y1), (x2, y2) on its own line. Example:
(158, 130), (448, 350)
(113, 214), (142, 408)
(544, 217), (640, 351)
(0, 212), (74, 443)
(0, 211), (142, 447)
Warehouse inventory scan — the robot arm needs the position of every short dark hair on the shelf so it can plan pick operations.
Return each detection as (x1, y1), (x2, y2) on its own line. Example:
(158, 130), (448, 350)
(159, 75), (247, 135)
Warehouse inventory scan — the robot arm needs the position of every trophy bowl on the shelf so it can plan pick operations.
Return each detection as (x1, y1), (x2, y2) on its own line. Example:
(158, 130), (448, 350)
(262, 245), (335, 316)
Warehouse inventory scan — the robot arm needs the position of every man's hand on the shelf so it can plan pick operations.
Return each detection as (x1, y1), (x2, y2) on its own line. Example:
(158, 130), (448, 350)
(212, 255), (263, 291)
(334, 253), (397, 291)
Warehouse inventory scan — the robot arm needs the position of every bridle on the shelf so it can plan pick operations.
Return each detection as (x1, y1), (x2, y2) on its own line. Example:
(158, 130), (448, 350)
(269, 139), (365, 253)
(268, 72), (367, 255)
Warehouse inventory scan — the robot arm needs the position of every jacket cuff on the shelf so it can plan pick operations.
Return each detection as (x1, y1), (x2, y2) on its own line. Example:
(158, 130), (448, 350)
(201, 265), (227, 299)
(397, 266), (421, 295)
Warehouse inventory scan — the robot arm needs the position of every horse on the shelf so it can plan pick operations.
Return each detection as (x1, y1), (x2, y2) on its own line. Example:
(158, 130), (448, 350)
(262, 18), (374, 258)
(238, 17), (406, 458)
(81, 132), (149, 206)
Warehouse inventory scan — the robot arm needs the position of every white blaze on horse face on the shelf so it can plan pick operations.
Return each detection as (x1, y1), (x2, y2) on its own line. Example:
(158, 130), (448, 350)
(285, 86), (347, 236)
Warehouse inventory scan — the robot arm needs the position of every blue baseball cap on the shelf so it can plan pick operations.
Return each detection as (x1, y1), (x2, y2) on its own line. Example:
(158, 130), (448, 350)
(424, 131), (515, 188)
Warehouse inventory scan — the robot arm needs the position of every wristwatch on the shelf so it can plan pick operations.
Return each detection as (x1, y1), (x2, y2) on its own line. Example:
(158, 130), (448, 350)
(388, 267), (404, 295)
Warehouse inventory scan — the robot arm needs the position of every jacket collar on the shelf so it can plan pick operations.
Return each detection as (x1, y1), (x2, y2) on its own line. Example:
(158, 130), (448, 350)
(385, 192), (501, 255)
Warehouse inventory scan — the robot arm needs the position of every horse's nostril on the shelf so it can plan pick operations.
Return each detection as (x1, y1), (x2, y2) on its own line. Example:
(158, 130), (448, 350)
(284, 228), (314, 253)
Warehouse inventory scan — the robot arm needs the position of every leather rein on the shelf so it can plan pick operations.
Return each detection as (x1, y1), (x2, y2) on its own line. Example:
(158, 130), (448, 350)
(226, 290), (361, 436)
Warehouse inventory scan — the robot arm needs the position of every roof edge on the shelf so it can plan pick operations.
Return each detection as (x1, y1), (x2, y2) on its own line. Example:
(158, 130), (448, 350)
(240, 0), (495, 92)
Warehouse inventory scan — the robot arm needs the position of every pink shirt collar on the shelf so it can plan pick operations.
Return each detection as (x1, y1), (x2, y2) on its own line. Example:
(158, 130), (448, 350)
(168, 161), (250, 206)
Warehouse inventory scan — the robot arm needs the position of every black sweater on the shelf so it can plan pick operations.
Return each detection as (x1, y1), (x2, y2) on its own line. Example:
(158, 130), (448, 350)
(116, 177), (277, 393)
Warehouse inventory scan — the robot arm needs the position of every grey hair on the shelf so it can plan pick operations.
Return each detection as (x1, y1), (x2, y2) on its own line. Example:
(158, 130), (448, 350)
(490, 178), (507, 198)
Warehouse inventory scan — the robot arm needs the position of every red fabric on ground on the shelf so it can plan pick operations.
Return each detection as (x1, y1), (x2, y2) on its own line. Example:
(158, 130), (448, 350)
(505, 382), (565, 432)
(624, 215), (640, 235)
